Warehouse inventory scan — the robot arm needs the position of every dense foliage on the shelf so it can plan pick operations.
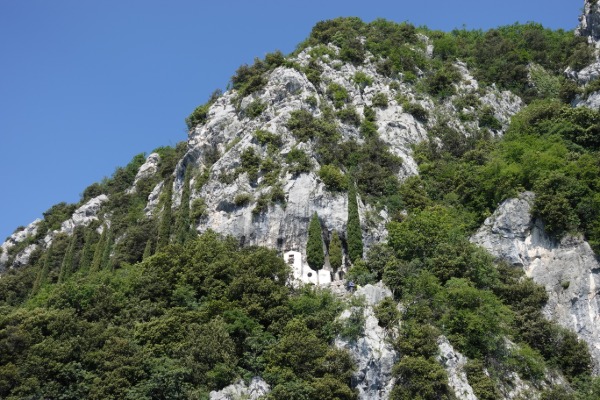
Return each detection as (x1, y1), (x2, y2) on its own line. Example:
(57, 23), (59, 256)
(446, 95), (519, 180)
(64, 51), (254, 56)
(3, 15), (600, 399)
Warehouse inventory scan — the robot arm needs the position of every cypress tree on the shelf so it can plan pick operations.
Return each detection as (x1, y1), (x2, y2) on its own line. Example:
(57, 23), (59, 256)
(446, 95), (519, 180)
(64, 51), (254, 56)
(307, 212), (325, 272)
(347, 178), (363, 263)
(157, 179), (173, 250)
(142, 238), (153, 260)
(101, 229), (113, 270)
(329, 230), (343, 271)
(32, 243), (53, 294)
(58, 234), (76, 282)
(90, 226), (107, 272)
(79, 228), (96, 273)
(175, 167), (192, 244)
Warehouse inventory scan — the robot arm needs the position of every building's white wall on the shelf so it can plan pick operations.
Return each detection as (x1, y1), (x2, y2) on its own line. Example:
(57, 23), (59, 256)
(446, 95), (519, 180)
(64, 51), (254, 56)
(284, 250), (331, 286)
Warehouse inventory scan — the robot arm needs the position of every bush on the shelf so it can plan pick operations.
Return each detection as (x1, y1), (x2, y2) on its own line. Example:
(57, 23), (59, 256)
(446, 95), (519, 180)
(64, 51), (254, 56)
(353, 71), (373, 92)
(233, 193), (252, 207)
(327, 83), (350, 109)
(371, 92), (388, 108)
(318, 165), (347, 191)
(245, 99), (267, 118)
(403, 102), (429, 122)
(336, 106), (361, 127)
(286, 148), (313, 175)
(254, 129), (282, 149)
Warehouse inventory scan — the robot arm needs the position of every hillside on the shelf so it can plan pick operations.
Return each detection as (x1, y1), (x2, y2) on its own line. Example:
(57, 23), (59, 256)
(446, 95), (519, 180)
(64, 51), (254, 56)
(1, 2), (600, 399)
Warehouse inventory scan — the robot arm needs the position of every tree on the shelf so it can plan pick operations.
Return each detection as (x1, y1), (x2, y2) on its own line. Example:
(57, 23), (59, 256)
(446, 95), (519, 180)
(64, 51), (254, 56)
(328, 230), (343, 271)
(90, 226), (107, 272)
(175, 166), (193, 244)
(307, 212), (325, 274)
(157, 179), (174, 250)
(347, 178), (363, 263)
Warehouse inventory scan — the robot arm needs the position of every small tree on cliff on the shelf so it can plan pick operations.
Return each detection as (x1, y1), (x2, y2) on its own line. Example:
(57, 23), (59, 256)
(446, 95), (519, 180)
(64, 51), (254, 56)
(307, 212), (325, 272)
(347, 177), (363, 263)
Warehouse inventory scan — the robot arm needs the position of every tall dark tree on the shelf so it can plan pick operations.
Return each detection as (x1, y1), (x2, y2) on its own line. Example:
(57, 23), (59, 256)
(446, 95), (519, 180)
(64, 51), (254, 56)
(329, 230), (343, 271)
(347, 178), (363, 263)
(307, 212), (325, 273)
(157, 179), (174, 250)
(175, 166), (193, 244)
(90, 226), (107, 272)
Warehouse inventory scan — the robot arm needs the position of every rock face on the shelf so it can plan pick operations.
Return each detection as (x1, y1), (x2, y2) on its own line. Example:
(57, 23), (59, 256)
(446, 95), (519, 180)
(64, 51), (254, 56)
(0, 219), (41, 271)
(127, 152), (161, 194)
(0, 195), (109, 271)
(163, 43), (521, 269)
(209, 377), (270, 400)
(577, 0), (600, 46)
(437, 336), (477, 400)
(56, 195), (108, 237)
(335, 282), (398, 400)
(471, 192), (600, 372)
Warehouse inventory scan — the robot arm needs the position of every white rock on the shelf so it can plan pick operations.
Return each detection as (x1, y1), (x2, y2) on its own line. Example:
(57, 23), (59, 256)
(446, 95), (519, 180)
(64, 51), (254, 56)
(471, 192), (600, 372)
(0, 219), (41, 270)
(437, 336), (477, 400)
(127, 152), (161, 194)
(209, 377), (270, 400)
(59, 195), (108, 236)
(336, 283), (398, 400)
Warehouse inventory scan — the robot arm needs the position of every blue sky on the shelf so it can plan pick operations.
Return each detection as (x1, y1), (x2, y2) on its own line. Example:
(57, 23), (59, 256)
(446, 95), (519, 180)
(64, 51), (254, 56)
(0, 0), (583, 240)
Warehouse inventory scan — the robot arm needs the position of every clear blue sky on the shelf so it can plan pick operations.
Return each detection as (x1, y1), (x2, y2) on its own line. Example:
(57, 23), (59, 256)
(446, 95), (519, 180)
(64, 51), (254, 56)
(0, 0), (582, 240)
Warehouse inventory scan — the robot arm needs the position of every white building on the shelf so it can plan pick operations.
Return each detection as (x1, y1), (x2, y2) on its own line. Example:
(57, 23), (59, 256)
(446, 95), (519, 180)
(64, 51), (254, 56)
(284, 250), (332, 286)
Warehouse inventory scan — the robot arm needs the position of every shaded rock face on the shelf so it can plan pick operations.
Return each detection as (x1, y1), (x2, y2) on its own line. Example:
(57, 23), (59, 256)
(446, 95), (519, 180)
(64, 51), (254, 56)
(335, 282), (398, 400)
(577, 0), (600, 46)
(209, 377), (270, 400)
(166, 43), (520, 266)
(471, 192), (600, 372)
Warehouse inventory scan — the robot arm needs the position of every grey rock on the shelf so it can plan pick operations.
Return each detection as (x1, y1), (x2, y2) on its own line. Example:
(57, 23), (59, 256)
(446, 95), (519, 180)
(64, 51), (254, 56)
(471, 192), (600, 372)
(336, 282), (398, 400)
(127, 152), (161, 194)
(0, 218), (41, 270)
(59, 195), (108, 236)
(209, 377), (270, 400)
(437, 336), (477, 400)
(156, 43), (521, 269)
(577, 0), (600, 46)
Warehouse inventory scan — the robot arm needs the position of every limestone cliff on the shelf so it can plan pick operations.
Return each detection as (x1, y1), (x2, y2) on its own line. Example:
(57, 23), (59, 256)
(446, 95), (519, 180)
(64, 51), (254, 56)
(471, 192), (600, 373)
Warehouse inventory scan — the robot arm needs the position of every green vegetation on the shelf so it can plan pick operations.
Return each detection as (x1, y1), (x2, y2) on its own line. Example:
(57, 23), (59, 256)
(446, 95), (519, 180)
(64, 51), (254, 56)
(328, 231), (343, 271)
(346, 179), (363, 263)
(3, 16), (600, 399)
(307, 212), (325, 271)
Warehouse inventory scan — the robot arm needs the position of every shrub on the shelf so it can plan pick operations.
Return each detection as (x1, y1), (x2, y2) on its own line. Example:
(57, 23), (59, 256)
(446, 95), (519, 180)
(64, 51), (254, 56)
(318, 165), (347, 192)
(233, 193), (252, 207)
(403, 102), (429, 122)
(254, 129), (282, 148)
(245, 99), (267, 119)
(353, 71), (373, 92)
(306, 95), (318, 108)
(190, 198), (207, 220)
(240, 148), (262, 182)
(327, 83), (350, 109)
(371, 92), (388, 108)
(336, 106), (361, 127)
(286, 148), (313, 175)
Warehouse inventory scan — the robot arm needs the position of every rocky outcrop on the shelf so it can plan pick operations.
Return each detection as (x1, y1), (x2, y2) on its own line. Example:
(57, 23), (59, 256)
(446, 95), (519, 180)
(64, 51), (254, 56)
(209, 377), (270, 400)
(471, 192), (600, 372)
(0, 219), (41, 271)
(161, 43), (521, 267)
(127, 152), (161, 194)
(335, 282), (398, 400)
(577, 0), (600, 46)
(0, 195), (109, 271)
(56, 195), (108, 237)
(437, 336), (477, 400)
